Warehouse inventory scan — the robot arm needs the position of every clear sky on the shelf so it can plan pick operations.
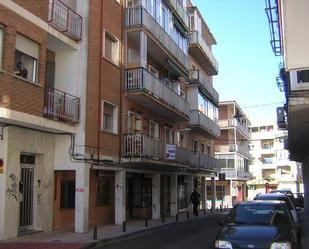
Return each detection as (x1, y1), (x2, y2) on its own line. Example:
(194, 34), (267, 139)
(193, 0), (284, 125)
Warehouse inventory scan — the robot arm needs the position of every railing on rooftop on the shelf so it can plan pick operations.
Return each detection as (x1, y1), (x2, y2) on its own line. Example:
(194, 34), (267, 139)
(44, 87), (80, 124)
(125, 68), (190, 116)
(125, 6), (190, 71)
(48, 0), (83, 41)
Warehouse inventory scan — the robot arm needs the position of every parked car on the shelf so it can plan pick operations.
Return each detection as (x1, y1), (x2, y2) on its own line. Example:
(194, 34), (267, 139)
(270, 189), (297, 207)
(215, 201), (298, 249)
(294, 193), (304, 208)
(254, 193), (300, 224)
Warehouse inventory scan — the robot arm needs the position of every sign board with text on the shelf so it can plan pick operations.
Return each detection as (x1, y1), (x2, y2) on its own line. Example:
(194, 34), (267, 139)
(166, 144), (176, 160)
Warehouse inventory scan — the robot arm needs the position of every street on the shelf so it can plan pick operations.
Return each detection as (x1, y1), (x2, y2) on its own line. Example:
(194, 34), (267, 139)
(96, 214), (225, 249)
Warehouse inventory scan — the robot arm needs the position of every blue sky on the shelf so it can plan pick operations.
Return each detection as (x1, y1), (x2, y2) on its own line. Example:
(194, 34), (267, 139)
(193, 0), (284, 125)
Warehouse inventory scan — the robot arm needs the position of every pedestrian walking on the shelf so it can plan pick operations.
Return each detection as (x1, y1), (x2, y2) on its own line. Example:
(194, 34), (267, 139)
(189, 188), (201, 216)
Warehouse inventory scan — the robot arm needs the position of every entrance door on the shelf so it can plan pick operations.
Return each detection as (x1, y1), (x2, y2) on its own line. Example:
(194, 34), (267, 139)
(19, 155), (35, 232)
(160, 176), (170, 216)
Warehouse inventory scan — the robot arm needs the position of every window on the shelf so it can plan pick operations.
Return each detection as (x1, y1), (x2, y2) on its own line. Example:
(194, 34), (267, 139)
(165, 127), (173, 144)
(148, 65), (159, 78)
(102, 101), (118, 134)
(149, 120), (159, 139)
(128, 112), (142, 133)
(104, 31), (119, 66)
(193, 140), (198, 154)
(0, 26), (3, 69)
(14, 34), (39, 83)
(60, 181), (75, 209)
(297, 70), (309, 83)
(96, 180), (111, 206)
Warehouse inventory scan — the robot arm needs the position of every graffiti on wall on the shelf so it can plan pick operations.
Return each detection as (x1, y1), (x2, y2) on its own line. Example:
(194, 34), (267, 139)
(6, 173), (18, 201)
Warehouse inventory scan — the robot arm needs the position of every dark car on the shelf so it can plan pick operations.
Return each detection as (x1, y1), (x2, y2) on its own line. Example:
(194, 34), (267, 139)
(254, 193), (300, 224)
(270, 189), (297, 207)
(215, 201), (298, 249)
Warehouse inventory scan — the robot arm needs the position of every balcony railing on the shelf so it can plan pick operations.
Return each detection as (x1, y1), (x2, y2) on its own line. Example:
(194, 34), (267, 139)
(189, 110), (220, 137)
(189, 31), (218, 73)
(125, 6), (190, 71)
(189, 69), (219, 104)
(220, 168), (251, 179)
(48, 0), (82, 41)
(44, 87), (80, 124)
(215, 143), (250, 158)
(167, 0), (189, 30)
(218, 119), (251, 139)
(123, 133), (219, 170)
(125, 68), (190, 117)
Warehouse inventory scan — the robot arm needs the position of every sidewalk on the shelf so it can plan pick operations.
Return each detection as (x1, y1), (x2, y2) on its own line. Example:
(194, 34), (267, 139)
(0, 210), (228, 249)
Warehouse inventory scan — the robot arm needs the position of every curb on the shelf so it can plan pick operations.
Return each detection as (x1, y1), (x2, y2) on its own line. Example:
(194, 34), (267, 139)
(91, 212), (228, 248)
(80, 242), (98, 249)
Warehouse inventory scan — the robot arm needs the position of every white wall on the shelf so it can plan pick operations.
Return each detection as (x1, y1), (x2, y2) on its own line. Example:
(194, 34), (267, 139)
(282, 0), (309, 70)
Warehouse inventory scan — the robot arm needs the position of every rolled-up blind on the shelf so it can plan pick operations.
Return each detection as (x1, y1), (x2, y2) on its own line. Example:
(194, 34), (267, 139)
(15, 34), (39, 59)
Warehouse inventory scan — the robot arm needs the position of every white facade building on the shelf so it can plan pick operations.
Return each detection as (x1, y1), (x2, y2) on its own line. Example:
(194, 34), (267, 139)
(247, 124), (303, 200)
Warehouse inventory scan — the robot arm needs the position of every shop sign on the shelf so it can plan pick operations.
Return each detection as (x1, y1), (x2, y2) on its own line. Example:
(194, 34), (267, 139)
(166, 144), (176, 160)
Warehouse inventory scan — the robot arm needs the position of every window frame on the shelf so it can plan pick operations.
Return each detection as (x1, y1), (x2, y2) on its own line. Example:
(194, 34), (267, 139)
(103, 30), (120, 66)
(102, 100), (118, 134)
(0, 26), (3, 70)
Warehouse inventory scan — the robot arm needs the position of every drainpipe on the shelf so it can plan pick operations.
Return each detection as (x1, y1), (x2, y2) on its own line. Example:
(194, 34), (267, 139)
(97, 0), (104, 161)
(119, 1), (124, 164)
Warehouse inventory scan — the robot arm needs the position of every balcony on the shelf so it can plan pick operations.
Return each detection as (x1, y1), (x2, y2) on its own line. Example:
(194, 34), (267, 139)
(189, 69), (219, 104)
(123, 133), (219, 171)
(220, 168), (251, 180)
(215, 143), (251, 159)
(125, 68), (190, 121)
(48, 0), (83, 41)
(189, 110), (220, 138)
(219, 119), (251, 139)
(189, 31), (218, 75)
(125, 6), (190, 72)
(167, 0), (189, 31)
(43, 87), (80, 124)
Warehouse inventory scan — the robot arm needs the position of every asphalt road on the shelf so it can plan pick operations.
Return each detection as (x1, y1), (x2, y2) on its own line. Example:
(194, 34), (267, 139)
(96, 214), (225, 249)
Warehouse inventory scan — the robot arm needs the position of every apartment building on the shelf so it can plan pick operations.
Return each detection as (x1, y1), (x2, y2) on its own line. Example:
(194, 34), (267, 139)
(0, 0), (220, 240)
(265, 0), (309, 242)
(247, 124), (303, 200)
(213, 101), (251, 208)
(121, 0), (220, 220)
(0, 0), (89, 239)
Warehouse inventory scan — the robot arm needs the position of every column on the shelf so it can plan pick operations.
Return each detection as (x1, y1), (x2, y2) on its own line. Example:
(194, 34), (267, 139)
(201, 176), (206, 210)
(152, 173), (160, 219)
(170, 174), (178, 216)
(187, 175), (193, 211)
(115, 170), (126, 225)
(211, 177), (216, 210)
(75, 164), (90, 233)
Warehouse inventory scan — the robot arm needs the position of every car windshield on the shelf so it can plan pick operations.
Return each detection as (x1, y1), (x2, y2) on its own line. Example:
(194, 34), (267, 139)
(227, 204), (289, 226)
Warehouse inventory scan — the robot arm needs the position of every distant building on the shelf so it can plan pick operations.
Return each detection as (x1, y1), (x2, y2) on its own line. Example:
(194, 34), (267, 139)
(212, 101), (252, 208)
(247, 124), (303, 200)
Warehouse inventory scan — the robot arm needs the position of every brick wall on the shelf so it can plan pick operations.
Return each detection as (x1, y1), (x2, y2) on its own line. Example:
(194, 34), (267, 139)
(0, 5), (47, 117)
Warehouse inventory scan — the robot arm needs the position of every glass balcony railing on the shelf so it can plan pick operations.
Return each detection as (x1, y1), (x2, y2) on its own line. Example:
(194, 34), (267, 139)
(125, 6), (190, 71)
(189, 31), (218, 74)
(189, 69), (219, 104)
(167, 0), (189, 30)
(125, 68), (190, 117)
(189, 110), (220, 138)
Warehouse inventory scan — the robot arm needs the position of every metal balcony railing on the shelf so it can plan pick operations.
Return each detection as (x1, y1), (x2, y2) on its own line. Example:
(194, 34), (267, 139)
(218, 119), (251, 139)
(125, 68), (190, 116)
(48, 0), (82, 41)
(168, 0), (189, 30)
(189, 110), (220, 137)
(44, 87), (80, 124)
(215, 143), (250, 158)
(189, 31), (218, 72)
(123, 133), (219, 170)
(125, 6), (190, 71)
(189, 69), (219, 104)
